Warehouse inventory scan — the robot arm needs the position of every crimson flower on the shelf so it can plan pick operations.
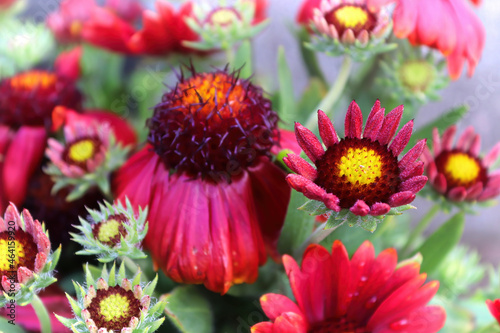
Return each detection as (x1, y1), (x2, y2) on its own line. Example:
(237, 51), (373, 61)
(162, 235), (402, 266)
(285, 100), (427, 218)
(367, 0), (485, 80)
(487, 299), (500, 325)
(252, 240), (446, 333)
(114, 67), (298, 293)
(422, 125), (500, 202)
(0, 70), (82, 211)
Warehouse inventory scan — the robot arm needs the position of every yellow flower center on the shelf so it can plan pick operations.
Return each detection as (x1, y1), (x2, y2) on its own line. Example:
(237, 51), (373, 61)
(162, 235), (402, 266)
(0, 239), (25, 271)
(210, 8), (240, 26)
(399, 60), (435, 93)
(68, 139), (96, 163)
(338, 147), (382, 185)
(97, 219), (121, 243)
(70, 21), (83, 37)
(10, 71), (57, 90)
(334, 6), (369, 29)
(99, 293), (130, 322)
(445, 153), (480, 184)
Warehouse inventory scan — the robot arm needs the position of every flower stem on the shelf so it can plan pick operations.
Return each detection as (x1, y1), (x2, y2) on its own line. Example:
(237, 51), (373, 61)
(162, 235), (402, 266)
(305, 56), (352, 130)
(32, 294), (52, 333)
(120, 256), (149, 282)
(294, 220), (335, 258)
(401, 203), (440, 256)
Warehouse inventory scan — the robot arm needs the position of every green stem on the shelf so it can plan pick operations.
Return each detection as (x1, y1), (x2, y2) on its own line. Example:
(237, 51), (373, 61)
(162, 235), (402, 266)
(294, 221), (335, 258)
(305, 56), (352, 129)
(401, 203), (440, 256)
(297, 28), (327, 85)
(120, 256), (148, 282)
(32, 294), (52, 333)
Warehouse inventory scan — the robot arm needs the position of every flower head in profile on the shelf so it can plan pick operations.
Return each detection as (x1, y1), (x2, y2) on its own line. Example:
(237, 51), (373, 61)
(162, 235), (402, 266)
(285, 100), (427, 231)
(0, 69), (81, 211)
(422, 126), (500, 206)
(0, 203), (61, 307)
(45, 119), (130, 201)
(299, 0), (393, 60)
(56, 262), (166, 333)
(71, 199), (148, 263)
(114, 66), (297, 293)
(251, 241), (446, 333)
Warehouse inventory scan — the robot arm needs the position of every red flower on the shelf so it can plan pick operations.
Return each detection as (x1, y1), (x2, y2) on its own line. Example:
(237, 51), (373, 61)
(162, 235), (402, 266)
(284, 100), (427, 216)
(252, 241), (446, 333)
(422, 125), (500, 202)
(367, 0), (485, 80)
(0, 70), (82, 211)
(487, 299), (500, 324)
(128, 1), (200, 55)
(114, 68), (294, 293)
(55, 46), (82, 81)
(105, 0), (143, 23)
(46, 0), (96, 44)
(296, 0), (323, 26)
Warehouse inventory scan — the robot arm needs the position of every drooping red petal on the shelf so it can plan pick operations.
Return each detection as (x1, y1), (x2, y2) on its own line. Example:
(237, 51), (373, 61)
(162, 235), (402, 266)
(294, 123), (324, 163)
(284, 154), (317, 181)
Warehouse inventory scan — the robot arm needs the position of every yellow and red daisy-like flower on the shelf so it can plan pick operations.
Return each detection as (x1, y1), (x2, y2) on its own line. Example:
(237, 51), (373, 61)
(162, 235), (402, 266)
(285, 100), (426, 224)
(251, 241), (446, 333)
(114, 67), (299, 294)
(0, 69), (82, 211)
(422, 125), (500, 202)
(367, 0), (485, 79)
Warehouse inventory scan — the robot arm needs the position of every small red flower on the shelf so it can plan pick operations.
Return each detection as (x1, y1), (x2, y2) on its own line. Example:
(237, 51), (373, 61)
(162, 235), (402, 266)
(252, 241), (446, 333)
(487, 299), (500, 324)
(114, 67), (296, 293)
(46, 0), (96, 44)
(367, 0), (485, 80)
(0, 70), (81, 211)
(285, 100), (427, 216)
(422, 125), (500, 202)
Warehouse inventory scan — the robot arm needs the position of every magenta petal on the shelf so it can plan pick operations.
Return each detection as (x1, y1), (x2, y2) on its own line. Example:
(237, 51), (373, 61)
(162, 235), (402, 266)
(441, 125), (457, 151)
(3, 126), (47, 207)
(260, 293), (302, 321)
(318, 110), (339, 147)
(324, 194), (341, 212)
(344, 100), (363, 139)
(432, 127), (442, 155)
(286, 174), (326, 201)
(350, 200), (370, 216)
(399, 140), (427, 171)
(484, 142), (500, 167)
(477, 187), (500, 201)
(401, 161), (425, 181)
(272, 129), (302, 155)
(400, 175), (428, 193)
(425, 162), (437, 182)
(388, 191), (415, 206)
(248, 158), (290, 261)
(363, 103), (385, 141)
(465, 182), (483, 200)
(448, 186), (467, 201)
(370, 202), (391, 216)
(376, 105), (404, 145)
(294, 123), (324, 162)
(468, 134), (481, 156)
(456, 126), (475, 150)
(433, 173), (448, 193)
(283, 154), (317, 180)
(390, 120), (414, 156)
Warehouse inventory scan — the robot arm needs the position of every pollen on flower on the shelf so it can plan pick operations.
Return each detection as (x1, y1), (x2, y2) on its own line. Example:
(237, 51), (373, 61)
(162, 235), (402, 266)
(325, 4), (376, 36)
(0, 230), (38, 279)
(99, 293), (130, 321)
(92, 214), (128, 246)
(208, 8), (241, 26)
(399, 60), (435, 93)
(435, 149), (486, 189)
(338, 147), (382, 185)
(9, 70), (57, 90)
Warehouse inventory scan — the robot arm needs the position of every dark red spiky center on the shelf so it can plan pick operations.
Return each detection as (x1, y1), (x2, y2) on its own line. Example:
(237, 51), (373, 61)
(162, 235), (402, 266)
(0, 70), (82, 128)
(314, 137), (401, 208)
(309, 316), (370, 333)
(91, 214), (128, 247)
(324, 4), (376, 37)
(0, 229), (38, 280)
(434, 148), (487, 190)
(147, 70), (278, 182)
(87, 285), (141, 331)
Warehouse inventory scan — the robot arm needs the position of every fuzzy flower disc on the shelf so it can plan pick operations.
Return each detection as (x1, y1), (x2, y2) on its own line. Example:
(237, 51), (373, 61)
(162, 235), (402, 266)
(87, 285), (141, 331)
(62, 137), (103, 170)
(325, 4), (376, 38)
(147, 68), (278, 181)
(91, 214), (128, 247)
(315, 137), (401, 208)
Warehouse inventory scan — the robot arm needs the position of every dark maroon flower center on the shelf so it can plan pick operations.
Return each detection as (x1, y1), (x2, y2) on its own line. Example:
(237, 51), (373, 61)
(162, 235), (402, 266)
(314, 137), (401, 208)
(434, 148), (487, 190)
(147, 70), (278, 182)
(0, 229), (38, 280)
(309, 316), (369, 333)
(324, 4), (376, 37)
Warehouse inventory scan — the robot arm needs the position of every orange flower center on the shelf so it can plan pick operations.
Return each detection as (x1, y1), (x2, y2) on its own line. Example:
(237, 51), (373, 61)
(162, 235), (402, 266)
(0, 230), (38, 281)
(325, 4), (376, 37)
(435, 149), (487, 190)
(315, 137), (401, 208)
(9, 70), (57, 90)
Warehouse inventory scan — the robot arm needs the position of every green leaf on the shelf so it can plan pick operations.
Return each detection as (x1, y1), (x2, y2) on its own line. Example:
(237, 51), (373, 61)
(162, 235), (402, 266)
(277, 46), (296, 123)
(164, 286), (214, 333)
(409, 105), (469, 147)
(233, 40), (252, 78)
(414, 212), (465, 274)
(0, 315), (28, 332)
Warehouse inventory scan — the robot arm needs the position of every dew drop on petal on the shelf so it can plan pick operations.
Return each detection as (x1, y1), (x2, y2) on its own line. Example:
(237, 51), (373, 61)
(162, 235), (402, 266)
(365, 296), (377, 309)
(390, 319), (409, 330)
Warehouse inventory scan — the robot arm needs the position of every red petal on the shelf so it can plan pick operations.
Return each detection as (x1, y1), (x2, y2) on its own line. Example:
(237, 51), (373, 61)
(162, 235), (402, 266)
(370, 203), (391, 216)
(273, 312), (308, 333)
(401, 161), (425, 181)
(350, 200), (370, 216)
(487, 299), (500, 323)
(272, 129), (301, 155)
(441, 125), (456, 151)
(432, 173), (448, 194)
(317, 110), (338, 148)
(465, 182), (483, 200)
(468, 134), (481, 156)
(84, 110), (137, 146)
(283, 154), (317, 181)
(376, 105), (404, 145)
(347, 241), (376, 301)
(363, 101), (385, 141)
(400, 175), (428, 194)
(325, 241), (351, 318)
(389, 120), (414, 156)
(456, 126), (475, 151)
(251, 322), (274, 333)
(448, 186), (467, 201)
(392, 0), (418, 38)
(260, 293), (302, 321)
(296, 0), (322, 25)
(388, 191), (415, 206)
(483, 142), (500, 167)
(294, 123), (324, 163)
(344, 101), (363, 139)
(3, 126), (46, 206)
(398, 140), (426, 171)
(0, 125), (13, 211)
(55, 46), (82, 80)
